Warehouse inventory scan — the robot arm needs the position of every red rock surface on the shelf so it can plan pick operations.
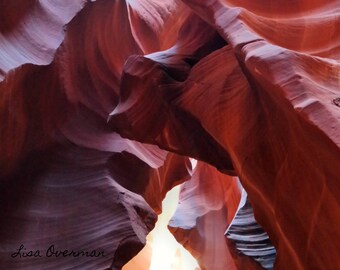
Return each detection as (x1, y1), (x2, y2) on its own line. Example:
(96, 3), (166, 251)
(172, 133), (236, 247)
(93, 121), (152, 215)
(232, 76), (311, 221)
(1, 0), (340, 269)
(168, 161), (242, 270)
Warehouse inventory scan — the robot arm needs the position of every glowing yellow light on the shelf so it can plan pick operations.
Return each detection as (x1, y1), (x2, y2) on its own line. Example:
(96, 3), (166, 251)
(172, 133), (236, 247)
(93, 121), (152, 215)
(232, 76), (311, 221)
(123, 185), (200, 270)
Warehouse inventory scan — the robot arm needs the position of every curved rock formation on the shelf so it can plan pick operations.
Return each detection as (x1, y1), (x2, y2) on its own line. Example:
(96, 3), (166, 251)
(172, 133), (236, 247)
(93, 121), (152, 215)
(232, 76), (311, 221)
(0, 0), (87, 81)
(0, 1), (191, 269)
(226, 192), (276, 269)
(109, 1), (340, 269)
(0, 144), (157, 269)
(1, 0), (340, 269)
(168, 162), (242, 270)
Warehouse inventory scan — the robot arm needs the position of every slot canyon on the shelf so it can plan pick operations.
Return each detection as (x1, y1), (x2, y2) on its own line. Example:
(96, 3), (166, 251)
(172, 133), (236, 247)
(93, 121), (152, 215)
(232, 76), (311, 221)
(0, 0), (339, 269)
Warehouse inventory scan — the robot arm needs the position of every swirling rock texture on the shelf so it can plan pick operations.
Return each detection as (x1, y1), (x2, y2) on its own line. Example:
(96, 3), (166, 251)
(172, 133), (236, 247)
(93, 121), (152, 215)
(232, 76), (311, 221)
(168, 162), (243, 270)
(226, 192), (276, 269)
(1, 0), (339, 270)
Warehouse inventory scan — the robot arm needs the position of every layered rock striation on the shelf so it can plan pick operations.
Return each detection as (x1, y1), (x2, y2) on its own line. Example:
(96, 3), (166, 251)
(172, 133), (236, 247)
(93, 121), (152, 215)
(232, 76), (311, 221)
(1, 0), (339, 269)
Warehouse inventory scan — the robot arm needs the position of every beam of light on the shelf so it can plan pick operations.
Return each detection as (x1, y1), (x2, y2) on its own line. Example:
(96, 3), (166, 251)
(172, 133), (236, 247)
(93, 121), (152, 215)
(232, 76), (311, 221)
(123, 185), (201, 270)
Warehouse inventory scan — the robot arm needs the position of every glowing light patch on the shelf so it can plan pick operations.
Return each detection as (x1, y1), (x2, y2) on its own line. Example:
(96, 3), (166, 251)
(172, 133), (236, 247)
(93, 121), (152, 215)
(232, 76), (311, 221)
(123, 185), (200, 270)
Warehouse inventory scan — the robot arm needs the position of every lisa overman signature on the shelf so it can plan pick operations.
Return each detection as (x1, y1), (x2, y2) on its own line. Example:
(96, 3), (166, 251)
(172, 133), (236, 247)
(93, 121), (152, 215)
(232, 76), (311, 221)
(11, 244), (106, 258)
